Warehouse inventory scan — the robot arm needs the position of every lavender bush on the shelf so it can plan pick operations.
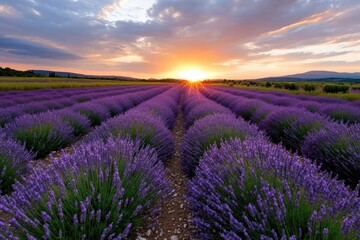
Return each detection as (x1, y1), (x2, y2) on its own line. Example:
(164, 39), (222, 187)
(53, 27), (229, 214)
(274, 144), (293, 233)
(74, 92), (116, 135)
(84, 110), (174, 162)
(0, 133), (33, 194)
(0, 137), (170, 239)
(185, 102), (232, 128)
(295, 101), (322, 113)
(4, 112), (75, 158)
(0, 108), (20, 127)
(302, 123), (360, 186)
(182, 113), (260, 177)
(71, 102), (111, 126)
(250, 103), (279, 124)
(232, 99), (267, 121)
(130, 104), (176, 129)
(188, 138), (360, 239)
(319, 104), (360, 124)
(57, 109), (92, 136)
(260, 108), (330, 152)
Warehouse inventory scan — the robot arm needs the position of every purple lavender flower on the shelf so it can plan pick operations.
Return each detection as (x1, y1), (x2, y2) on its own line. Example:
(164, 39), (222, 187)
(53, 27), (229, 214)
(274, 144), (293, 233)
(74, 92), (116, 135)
(84, 110), (174, 162)
(185, 102), (232, 128)
(188, 137), (360, 239)
(0, 137), (170, 239)
(259, 108), (330, 152)
(4, 111), (75, 158)
(56, 109), (92, 136)
(71, 102), (111, 126)
(302, 123), (360, 186)
(182, 113), (261, 177)
(0, 133), (33, 194)
(319, 104), (360, 124)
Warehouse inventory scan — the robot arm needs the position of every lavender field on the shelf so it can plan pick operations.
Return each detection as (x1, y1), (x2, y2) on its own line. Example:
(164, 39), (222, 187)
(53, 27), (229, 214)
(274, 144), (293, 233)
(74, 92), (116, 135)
(0, 84), (359, 239)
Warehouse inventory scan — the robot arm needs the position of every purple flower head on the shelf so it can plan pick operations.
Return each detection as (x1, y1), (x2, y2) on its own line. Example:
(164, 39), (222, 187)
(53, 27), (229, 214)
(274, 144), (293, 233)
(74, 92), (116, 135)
(71, 102), (111, 126)
(185, 102), (232, 128)
(188, 137), (360, 239)
(260, 107), (330, 152)
(0, 136), (170, 239)
(182, 113), (261, 177)
(84, 110), (174, 162)
(4, 111), (74, 158)
(302, 123), (360, 186)
(0, 133), (33, 194)
(56, 108), (92, 136)
(319, 104), (360, 124)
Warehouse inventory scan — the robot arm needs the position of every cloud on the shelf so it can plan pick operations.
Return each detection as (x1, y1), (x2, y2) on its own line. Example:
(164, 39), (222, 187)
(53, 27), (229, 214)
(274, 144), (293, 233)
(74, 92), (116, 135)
(0, 36), (81, 59)
(0, 0), (359, 78)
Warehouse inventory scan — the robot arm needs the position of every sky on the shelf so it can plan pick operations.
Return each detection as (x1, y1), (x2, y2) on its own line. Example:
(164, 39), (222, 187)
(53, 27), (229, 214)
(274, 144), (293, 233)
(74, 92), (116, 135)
(0, 0), (359, 79)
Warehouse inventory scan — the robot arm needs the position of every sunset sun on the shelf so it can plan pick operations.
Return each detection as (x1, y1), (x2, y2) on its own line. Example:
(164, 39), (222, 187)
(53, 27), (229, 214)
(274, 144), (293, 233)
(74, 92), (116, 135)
(177, 70), (209, 82)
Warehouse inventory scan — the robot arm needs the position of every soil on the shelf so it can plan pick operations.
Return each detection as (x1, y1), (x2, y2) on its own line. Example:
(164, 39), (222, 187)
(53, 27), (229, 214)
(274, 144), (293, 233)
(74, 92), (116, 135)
(136, 100), (194, 240)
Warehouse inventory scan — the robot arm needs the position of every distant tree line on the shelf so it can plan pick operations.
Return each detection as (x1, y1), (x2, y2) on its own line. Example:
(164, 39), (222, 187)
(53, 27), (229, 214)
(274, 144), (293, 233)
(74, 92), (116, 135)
(0, 67), (40, 77)
(323, 84), (349, 93)
(220, 79), (352, 94)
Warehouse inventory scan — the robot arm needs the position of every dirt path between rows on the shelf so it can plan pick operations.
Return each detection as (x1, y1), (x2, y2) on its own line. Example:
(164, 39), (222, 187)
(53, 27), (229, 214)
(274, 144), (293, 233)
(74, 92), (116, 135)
(137, 98), (194, 240)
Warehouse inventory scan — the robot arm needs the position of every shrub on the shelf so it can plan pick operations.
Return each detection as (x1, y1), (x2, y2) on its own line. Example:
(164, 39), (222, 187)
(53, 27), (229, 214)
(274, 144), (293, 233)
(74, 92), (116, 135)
(304, 83), (316, 92)
(0, 133), (33, 194)
(185, 102), (232, 128)
(319, 104), (360, 124)
(232, 99), (265, 121)
(284, 83), (299, 90)
(84, 111), (174, 162)
(295, 101), (322, 112)
(4, 112), (75, 158)
(182, 114), (260, 177)
(270, 97), (297, 107)
(130, 104), (176, 129)
(323, 85), (349, 94)
(274, 82), (283, 89)
(260, 108), (329, 152)
(302, 123), (360, 186)
(57, 109), (92, 136)
(0, 137), (170, 239)
(0, 108), (20, 127)
(188, 138), (360, 239)
(250, 103), (279, 124)
(98, 99), (125, 117)
(71, 102), (111, 126)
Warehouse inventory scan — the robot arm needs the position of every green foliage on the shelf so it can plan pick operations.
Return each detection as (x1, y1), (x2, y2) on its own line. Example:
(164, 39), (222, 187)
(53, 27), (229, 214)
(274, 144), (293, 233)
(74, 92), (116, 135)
(283, 83), (300, 90)
(18, 152), (160, 239)
(303, 83), (316, 92)
(0, 67), (40, 77)
(323, 85), (349, 93)
(274, 82), (283, 88)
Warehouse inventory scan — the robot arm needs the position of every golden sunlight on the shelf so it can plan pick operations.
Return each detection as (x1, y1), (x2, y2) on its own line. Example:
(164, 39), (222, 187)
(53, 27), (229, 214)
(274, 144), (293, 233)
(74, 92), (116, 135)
(177, 69), (209, 82)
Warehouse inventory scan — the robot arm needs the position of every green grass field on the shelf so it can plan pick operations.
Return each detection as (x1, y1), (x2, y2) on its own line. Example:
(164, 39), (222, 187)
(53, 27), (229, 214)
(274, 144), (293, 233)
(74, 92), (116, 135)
(0, 77), (166, 91)
(215, 82), (360, 101)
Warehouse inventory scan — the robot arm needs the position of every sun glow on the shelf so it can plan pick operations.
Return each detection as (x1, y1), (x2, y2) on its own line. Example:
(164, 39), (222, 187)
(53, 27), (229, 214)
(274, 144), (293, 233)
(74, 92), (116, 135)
(177, 69), (209, 82)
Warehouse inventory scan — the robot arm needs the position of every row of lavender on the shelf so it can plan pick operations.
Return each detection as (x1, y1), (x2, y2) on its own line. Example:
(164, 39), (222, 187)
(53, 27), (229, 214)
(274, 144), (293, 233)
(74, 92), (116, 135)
(0, 85), (152, 127)
(0, 85), (171, 195)
(202, 87), (360, 187)
(0, 86), (141, 108)
(0, 86), (181, 239)
(213, 86), (360, 124)
(181, 87), (360, 239)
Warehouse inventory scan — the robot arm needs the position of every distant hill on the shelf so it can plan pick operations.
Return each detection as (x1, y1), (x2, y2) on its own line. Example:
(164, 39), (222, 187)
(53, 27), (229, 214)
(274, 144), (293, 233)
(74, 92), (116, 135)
(286, 71), (360, 79)
(0, 66), (40, 77)
(32, 70), (86, 78)
(32, 70), (138, 80)
(257, 71), (360, 83)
